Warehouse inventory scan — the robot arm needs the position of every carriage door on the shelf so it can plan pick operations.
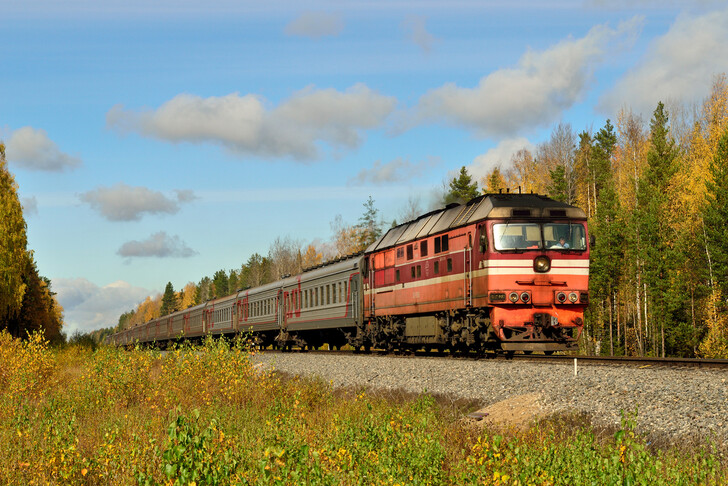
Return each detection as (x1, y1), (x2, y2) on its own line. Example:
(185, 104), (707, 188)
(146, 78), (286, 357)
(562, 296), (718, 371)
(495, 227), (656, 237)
(277, 293), (284, 331)
(351, 279), (359, 320)
(464, 233), (473, 307)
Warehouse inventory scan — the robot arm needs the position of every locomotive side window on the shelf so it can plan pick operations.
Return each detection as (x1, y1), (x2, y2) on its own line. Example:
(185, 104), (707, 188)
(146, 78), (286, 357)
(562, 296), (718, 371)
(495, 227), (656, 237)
(435, 238), (441, 253)
(442, 235), (449, 252)
(411, 267), (416, 278)
(396, 269), (400, 282)
(406, 244), (413, 260)
(447, 258), (452, 272)
(544, 223), (587, 250)
(434, 261), (440, 274)
(421, 240), (428, 257)
(416, 265), (421, 278)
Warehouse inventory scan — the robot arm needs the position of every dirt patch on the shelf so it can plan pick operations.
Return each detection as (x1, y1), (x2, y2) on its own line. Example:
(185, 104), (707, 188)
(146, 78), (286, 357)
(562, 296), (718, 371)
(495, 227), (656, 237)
(463, 393), (545, 431)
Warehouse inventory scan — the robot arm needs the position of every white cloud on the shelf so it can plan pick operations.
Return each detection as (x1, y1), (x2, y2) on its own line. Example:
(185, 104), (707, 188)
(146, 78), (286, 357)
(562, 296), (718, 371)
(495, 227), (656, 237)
(117, 231), (197, 259)
(21, 196), (38, 216)
(469, 137), (535, 182)
(284, 11), (344, 38)
(5, 126), (82, 171)
(415, 17), (643, 137)
(599, 7), (728, 116)
(106, 84), (396, 160)
(402, 16), (437, 53)
(54, 278), (151, 335)
(348, 156), (440, 185)
(80, 183), (194, 221)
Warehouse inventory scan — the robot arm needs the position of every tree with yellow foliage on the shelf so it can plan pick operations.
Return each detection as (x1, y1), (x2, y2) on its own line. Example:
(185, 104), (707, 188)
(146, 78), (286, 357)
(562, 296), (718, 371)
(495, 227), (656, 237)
(482, 166), (506, 193)
(301, 243), (323, 270)
(178, 282), (197, 309)
(0, 142), (28, 333)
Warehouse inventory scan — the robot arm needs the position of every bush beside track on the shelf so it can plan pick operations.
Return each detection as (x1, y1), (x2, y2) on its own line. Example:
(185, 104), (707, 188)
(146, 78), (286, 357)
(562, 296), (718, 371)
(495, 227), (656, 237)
(0, 330), (725, 485)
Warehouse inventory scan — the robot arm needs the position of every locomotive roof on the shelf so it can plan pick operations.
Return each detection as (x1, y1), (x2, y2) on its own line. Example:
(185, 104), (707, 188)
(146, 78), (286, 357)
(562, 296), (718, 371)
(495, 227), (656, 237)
(367, 193), (587, 253)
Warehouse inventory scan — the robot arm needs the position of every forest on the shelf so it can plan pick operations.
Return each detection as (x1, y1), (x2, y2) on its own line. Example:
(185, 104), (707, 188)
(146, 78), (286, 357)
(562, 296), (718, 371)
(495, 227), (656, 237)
(2, 76), (728, 358)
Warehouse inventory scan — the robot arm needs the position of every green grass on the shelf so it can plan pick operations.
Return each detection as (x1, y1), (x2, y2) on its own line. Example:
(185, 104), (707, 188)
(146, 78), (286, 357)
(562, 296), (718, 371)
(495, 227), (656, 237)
(0, 330), (725, 485)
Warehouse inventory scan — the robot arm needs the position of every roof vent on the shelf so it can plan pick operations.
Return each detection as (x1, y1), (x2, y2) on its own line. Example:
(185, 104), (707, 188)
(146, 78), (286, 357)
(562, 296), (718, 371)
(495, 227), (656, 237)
(549, 210), (567, 217)
(512, 209), (531, 217)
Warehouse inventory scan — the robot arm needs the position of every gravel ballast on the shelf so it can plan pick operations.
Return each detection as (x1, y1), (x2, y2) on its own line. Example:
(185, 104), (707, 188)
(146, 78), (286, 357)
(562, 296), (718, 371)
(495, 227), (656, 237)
(252, 352), (728, 446)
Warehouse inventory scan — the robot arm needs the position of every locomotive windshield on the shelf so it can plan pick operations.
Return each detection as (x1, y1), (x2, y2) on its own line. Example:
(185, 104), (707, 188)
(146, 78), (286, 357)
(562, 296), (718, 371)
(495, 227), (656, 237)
(493, 222), (587, 251)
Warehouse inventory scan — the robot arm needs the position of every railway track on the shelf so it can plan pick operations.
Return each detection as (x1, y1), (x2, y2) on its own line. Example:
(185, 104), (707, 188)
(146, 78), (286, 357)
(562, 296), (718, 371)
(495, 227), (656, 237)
(263, 348), (728, 370)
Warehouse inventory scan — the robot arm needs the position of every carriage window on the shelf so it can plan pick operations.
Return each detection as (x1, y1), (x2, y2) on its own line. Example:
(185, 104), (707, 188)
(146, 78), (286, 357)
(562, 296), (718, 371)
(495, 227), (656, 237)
(327, 285), (331, 305)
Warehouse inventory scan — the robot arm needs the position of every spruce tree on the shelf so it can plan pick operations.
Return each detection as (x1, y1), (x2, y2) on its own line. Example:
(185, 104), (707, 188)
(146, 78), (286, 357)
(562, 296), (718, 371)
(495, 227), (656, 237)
(704, 126), (728, 298)
(357, 196), (382, 250)
(547, 165), (569, 203)
(212, 270), (229, 298)
(589, 120), (622, 355)
(444, 166), (479, 205)
(636, 102), (680, 357)
(160, 282), (179, 316)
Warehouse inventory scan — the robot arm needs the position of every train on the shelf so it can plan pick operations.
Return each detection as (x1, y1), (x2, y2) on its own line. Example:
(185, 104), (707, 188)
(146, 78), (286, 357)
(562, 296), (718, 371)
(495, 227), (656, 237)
(109, 193), (589, 354)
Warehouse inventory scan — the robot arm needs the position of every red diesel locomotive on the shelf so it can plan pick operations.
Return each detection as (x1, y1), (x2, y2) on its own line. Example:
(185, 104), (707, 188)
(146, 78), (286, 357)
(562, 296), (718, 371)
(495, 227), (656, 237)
(356, 192), (588, 353)
(110, 193), (589, 354)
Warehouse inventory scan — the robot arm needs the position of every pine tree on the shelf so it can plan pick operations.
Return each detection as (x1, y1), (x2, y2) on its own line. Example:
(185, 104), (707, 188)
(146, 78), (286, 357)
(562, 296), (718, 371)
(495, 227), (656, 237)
(444, 166), (479, 205)
(0, 142), (29, 335)
(160, 282), (179, 316)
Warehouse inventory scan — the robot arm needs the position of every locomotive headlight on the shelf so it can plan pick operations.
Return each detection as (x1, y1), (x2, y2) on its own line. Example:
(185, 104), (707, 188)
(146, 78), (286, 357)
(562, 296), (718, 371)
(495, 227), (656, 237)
(556, 292), (567, 303)
(520, 292), (531, 303)
(509, 292), (519, 303)
(534, 256), (551, 273)
(568, 292), (578, 303)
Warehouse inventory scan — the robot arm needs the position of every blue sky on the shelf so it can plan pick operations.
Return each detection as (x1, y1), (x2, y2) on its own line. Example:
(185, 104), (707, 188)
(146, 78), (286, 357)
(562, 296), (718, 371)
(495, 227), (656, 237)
(2, 0), (727, 334)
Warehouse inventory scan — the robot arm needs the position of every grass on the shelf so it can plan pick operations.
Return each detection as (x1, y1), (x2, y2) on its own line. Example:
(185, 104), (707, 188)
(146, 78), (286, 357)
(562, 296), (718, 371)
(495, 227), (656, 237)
(0, 329), (725, 485)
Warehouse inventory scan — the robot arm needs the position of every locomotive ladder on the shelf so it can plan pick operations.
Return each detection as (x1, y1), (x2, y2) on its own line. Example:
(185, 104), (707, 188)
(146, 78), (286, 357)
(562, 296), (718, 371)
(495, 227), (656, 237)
(464, 245), (472, 307)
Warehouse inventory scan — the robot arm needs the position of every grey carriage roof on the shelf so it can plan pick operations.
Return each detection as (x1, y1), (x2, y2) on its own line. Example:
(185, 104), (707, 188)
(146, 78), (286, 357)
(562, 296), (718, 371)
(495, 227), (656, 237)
(366, 193), (587, 253)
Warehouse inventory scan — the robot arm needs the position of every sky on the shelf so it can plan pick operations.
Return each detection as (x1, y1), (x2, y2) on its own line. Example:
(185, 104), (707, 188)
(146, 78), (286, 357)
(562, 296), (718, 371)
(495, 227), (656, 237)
(2, 0), (727, 335)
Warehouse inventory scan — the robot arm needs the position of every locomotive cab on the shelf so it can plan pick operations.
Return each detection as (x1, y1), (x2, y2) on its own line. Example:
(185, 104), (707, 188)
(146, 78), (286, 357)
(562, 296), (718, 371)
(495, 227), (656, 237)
(480, 203), (589, 352)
